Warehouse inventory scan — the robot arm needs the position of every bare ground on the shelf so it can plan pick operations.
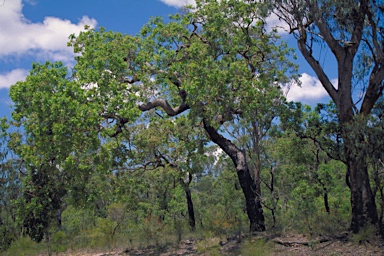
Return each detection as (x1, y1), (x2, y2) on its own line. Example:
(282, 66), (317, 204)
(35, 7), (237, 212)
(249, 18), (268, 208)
(58, 232), (384, 256)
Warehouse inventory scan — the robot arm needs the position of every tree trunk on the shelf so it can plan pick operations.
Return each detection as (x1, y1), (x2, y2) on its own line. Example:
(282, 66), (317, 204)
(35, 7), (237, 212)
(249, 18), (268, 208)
(203, 120), (265, 232)
(237, 165), (265, 232)
(185, 187), (196, 231)
(344, 138), (378, 232)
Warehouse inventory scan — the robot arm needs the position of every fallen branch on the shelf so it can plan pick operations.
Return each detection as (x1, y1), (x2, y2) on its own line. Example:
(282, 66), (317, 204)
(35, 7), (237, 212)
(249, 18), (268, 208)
(272, 238), (331, 246)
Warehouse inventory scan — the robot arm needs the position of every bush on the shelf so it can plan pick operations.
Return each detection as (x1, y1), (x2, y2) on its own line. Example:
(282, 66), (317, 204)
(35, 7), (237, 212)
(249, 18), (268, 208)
(50, 230), (68, 253)
(1, 237), (45, 256)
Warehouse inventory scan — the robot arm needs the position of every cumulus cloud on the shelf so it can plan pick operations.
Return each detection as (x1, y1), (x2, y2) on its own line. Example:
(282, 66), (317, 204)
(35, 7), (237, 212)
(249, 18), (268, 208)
(265, 13), (290, 35)
(159, 0), (196, 7)
(286, 73), (336, 104)
(0, 0), (97, 93)
(0, 69), (29, 89)
(0, 0), (97, 61)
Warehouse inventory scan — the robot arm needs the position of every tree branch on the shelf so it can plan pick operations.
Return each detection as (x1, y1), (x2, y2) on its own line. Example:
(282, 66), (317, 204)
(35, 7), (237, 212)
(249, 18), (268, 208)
(297, 37), (339, 103)
(203, 119), (245, 172)
(360, 63), (384, 115)
(305, 0), (344, 60)
(139, 99), (189, 116)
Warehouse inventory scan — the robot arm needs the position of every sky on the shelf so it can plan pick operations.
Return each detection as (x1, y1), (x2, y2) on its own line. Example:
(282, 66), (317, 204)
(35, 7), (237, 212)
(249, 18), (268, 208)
(0, 0), (334, 119)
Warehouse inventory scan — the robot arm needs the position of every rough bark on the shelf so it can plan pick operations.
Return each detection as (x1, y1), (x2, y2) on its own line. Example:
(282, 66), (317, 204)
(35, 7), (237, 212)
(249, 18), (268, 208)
(272, 0), (384, 233)
(203, 120), (265, 232)
(344, 134), (378, 232)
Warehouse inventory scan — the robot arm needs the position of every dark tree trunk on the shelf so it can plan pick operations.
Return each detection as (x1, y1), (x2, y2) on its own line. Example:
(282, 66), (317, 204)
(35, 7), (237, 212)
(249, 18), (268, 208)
(203, 120), (265, 232)
(339, 106), (379, 232)
(272, 0), (384, 234)
(185, 187), (196, 231)
(323, 189), (330, 214)
(345, 139), (378, 232)
(297, 26), (380, 232)
(317, 179), (330, 214)
(237, 166), (265, 232)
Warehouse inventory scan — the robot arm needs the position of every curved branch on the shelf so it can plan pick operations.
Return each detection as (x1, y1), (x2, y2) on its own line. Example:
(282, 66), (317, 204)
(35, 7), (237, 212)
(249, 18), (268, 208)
(139, 99), (189, 116)
(202, 119), (245, 172)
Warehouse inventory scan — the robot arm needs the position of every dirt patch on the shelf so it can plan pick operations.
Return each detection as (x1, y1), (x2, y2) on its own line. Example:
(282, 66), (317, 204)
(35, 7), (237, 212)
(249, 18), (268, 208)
(59, 232), (384, 256)
(271, 233), (383, 256)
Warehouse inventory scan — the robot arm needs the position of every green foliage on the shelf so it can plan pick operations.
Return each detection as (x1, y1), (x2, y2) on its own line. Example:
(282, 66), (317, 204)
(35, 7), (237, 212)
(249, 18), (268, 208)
(267, 103), (352, 234)
(4, 0), (375, 253)
(350, 225), (378, 245)
(196, 236), (221, 255)
(1, 237), (45, 256)
(0, 226), (13, 253)
(193, 157), (248, 237)
(50, 231), (67, 253)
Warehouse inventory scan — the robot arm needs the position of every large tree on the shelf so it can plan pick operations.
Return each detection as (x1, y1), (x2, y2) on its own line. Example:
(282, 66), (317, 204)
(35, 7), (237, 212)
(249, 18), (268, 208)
(67, 0), (297, 232)
(272, 0), (384, 232)
(9, 62), (103, 241)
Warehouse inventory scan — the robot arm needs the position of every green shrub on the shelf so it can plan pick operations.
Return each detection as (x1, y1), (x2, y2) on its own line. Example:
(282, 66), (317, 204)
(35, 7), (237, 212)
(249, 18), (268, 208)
(196, 235), (221, 256)
(0, 226), (13, 252)
(1, 237), (45, 256)
(88, 217), (117, 249)
(50, 230), (68, 253)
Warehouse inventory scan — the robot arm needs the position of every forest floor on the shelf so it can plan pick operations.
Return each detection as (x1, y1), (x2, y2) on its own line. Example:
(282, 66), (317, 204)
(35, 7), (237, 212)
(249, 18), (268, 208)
(59, 231), (384, 256)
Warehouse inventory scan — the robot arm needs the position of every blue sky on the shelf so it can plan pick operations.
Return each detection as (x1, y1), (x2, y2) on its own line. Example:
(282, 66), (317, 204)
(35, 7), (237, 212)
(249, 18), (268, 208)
(0, 0), (333, 118)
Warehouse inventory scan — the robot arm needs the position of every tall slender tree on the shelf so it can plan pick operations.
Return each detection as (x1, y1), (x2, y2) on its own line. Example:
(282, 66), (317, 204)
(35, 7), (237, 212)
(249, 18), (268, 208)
(272, 0), (384, 232)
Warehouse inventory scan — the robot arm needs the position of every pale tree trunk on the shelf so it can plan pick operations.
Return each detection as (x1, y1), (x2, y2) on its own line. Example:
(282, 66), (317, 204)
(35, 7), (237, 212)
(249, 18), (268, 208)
(251, 120), (262, 197)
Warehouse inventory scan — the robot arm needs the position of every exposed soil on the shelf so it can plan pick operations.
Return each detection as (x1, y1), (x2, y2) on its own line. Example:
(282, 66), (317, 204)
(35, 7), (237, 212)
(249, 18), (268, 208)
(59, 232), (384, 256)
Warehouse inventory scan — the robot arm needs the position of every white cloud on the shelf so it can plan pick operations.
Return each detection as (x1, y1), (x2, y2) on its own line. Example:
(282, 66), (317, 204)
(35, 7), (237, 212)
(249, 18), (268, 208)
(265, 13), (290, 35)
(0, 69), (29, 89)
(286, 73), (336, 103)
(159, 0), (195, 7)
(0, 0), (97, 61)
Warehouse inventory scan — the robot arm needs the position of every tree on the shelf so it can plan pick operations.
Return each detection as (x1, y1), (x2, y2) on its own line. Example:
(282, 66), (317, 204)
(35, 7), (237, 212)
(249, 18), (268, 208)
(67, 0), (297, 232)
(272, 0), (384, 232)
(126, 115), (207, 230)
(9, 62), (102, 242)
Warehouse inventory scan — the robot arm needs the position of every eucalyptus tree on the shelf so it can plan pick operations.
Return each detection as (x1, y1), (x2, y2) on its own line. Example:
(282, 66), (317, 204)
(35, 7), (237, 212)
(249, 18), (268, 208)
(272, 0), (384, 232)
(68, 0), (297, 232)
